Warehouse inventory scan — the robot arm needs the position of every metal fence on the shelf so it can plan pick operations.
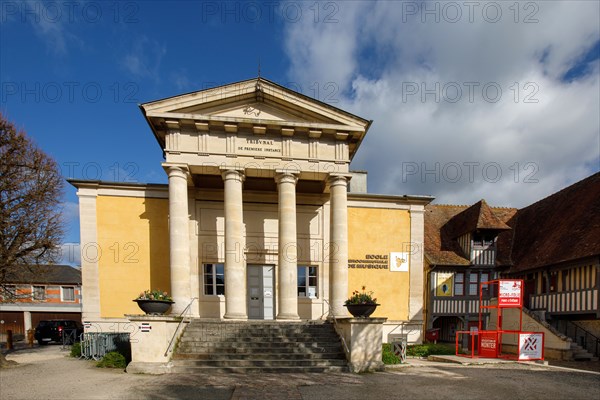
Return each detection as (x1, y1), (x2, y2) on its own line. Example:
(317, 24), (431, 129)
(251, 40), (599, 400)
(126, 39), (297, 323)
(80, 333), (131, 360)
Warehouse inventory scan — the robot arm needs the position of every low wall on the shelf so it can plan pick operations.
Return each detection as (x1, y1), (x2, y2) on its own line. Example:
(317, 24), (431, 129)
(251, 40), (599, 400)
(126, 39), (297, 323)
(383, 321), (423, 344)
(335, 317), (387, 372)
(125, 315), (188, 374)
(490, 305), (572, 360)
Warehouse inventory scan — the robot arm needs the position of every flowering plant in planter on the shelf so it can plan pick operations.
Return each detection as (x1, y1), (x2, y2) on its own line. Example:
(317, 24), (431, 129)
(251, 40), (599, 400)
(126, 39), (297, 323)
(345, 286), (378, 305)
(135, 289), (172, 302)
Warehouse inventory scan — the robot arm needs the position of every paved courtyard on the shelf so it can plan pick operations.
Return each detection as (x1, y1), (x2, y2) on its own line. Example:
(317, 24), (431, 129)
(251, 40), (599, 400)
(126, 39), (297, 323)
(1, 345), (599, 400)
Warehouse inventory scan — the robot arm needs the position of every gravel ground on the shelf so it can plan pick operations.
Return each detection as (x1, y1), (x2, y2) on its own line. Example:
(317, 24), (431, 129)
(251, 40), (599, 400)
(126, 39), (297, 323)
(1, 345), (599, 400)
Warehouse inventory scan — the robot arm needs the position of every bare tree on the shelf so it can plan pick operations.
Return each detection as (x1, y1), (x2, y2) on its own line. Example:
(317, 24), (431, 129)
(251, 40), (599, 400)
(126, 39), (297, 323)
(0, 113), (65, 294)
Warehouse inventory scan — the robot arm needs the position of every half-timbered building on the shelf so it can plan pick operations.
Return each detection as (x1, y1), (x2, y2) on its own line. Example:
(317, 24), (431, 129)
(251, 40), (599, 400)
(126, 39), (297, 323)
(508, 172), (600, 354)
(423, 201), (517, 342)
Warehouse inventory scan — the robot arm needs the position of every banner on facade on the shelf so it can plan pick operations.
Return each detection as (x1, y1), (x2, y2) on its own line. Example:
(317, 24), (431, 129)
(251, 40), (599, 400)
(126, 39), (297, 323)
(498, 280), (523, 307)
(518, 333), (544, 360)
(436, 272), (454, 296)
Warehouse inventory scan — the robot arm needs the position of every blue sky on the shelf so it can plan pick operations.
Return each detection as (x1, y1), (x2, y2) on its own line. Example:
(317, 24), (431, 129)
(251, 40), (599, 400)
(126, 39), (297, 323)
(1, 1), (599, 266)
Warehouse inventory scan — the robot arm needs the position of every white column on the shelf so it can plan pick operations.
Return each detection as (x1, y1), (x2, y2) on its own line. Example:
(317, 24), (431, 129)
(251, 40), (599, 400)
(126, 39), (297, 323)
(77, 186), (100, 321)
(409, 207), (425, 343)
(167, 165), (191, 315)
(275, 171), (300, 320)
(24, 311), (32, 332)
(329, 174), (351, 317)
(221, 168), (247, 320)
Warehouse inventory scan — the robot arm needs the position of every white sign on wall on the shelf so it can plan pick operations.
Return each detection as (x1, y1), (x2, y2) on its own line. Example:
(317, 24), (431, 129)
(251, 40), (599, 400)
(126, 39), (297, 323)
(518, 333), (544, 360)
(498, 280), (523, 307)
(389, 252), (409, 272)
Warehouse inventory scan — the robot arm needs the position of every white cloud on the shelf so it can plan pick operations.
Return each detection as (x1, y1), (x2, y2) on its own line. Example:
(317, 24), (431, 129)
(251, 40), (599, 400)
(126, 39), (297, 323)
(22, 0), (81, 56)
(122, 36), (167, 82)
(283, 0), (600, 207)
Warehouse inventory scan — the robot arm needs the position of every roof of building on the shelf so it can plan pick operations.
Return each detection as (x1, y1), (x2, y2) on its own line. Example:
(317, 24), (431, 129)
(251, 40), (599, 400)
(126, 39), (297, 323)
(509, 172), (600, 273)
(443, 199), (512, 239)
(4, 264), (81, 285)
(425, 172), (600, 272)
(424, 204), (518, 267)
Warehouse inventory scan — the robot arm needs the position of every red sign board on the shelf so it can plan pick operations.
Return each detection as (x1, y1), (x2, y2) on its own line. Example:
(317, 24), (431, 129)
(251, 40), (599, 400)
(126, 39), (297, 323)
(498, 280), (522, 307)
(479, 331), (498, 358)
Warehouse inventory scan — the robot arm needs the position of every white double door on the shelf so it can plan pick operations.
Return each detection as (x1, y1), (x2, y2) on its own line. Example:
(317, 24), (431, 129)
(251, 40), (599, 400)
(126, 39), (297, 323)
(247, 265), (275, 320)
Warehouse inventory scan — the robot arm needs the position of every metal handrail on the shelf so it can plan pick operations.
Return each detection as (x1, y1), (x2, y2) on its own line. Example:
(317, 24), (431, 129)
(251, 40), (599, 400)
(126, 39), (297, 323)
(322, 299), (350, 357)
(164, 297), (197, 357)
(551, 319), (600, 357)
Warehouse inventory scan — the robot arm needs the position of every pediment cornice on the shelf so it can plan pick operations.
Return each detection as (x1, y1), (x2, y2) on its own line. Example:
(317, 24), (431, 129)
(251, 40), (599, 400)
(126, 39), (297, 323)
(140, 77), (372, 159)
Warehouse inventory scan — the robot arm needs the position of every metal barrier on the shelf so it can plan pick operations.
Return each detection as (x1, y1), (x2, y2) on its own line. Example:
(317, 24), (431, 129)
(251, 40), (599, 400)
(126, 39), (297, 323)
(80, 333), (131, 360)
(62, 329), (78, 349)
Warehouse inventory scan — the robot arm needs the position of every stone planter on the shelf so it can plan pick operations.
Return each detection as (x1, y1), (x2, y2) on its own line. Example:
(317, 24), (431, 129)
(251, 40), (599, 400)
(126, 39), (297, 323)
(345, 303), (379, 318)
(134, 300), (174, 315)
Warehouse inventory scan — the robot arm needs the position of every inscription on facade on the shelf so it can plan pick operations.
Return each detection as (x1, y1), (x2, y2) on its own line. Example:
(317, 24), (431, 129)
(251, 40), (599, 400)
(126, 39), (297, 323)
(237, 138), (281, 154)
(348, 254), (388, 269)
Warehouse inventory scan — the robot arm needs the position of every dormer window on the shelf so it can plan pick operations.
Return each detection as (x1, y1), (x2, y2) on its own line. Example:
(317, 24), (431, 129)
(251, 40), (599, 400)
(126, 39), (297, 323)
(471, 232), (497, 265)
(472, 232), (496, 248)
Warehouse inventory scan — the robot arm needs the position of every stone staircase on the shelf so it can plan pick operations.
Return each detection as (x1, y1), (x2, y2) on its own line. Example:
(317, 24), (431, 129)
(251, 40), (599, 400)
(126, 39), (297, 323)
(570, 342), (599, 361)
(171, 320), (349, 373)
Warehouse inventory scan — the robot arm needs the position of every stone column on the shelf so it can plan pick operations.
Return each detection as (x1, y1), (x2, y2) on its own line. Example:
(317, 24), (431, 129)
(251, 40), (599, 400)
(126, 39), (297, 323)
(329, 174), (351, 317)
(167, 165), (191, 315)
(409, 208), (425, 326)
(275, 171), (300, 320)
(221, 168), (247, 320)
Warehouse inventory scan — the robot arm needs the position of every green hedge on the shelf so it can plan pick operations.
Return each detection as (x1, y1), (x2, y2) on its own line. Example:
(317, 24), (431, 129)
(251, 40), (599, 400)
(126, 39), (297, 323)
(406, 343), (455, 357)
(382, 343), (402, 364)
(382, 342), (455, 364)
(70, 342), (81, 358)
(96, 352), (126, 369)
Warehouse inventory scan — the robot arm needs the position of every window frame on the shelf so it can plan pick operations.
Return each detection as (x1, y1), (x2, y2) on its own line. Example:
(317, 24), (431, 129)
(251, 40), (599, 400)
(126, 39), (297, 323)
(469, 272), (479, 296)
(203, 263), (225, 296)
(61, 286), (76, 302)
(454, 272), (465, 296)
(1, 285), (16, 301)
(297, 265), (318, 299)
(32, 285), (46, 301)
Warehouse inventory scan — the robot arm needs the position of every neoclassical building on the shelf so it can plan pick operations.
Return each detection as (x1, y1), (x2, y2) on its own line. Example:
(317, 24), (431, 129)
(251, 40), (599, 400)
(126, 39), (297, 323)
(71, 78), (432, 342)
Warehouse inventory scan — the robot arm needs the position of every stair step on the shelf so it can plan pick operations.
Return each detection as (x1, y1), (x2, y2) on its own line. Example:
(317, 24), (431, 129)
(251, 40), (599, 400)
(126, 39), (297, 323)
(169, 365), (349, 374)
(573, 354), (594, 360)
(173, 352), (346, 360)
(179, 336), (340, 344)
(172, 359), (347, 367)
(172, 320), (347, 374)
(177, 345), (343, 354)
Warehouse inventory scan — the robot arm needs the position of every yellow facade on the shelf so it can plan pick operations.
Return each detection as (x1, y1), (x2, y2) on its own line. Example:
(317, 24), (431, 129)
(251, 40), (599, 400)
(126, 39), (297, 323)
(96, 196), (170, 318)
(348, 207), (411, 320)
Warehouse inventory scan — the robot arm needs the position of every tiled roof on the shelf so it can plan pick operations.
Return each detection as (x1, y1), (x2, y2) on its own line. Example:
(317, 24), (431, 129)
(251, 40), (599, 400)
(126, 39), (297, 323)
(4, 264), (81, 285)
(444, 200), (511, 238)
(425, 172), (600, 272)
(424, 204), (517, 267)
(509, 172), (600, 273)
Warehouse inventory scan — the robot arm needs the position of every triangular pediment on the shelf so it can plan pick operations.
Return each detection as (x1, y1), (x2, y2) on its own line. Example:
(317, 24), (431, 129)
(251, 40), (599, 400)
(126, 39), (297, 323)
(140, 77), (371, 160)
(186, 100), (340, 124)
(141, 77), (368, 128)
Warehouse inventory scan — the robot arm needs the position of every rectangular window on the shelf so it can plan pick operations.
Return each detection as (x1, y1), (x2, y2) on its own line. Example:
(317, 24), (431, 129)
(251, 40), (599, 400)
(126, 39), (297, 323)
(61, 286), (75, 302)
(454, 273), (464, 296)
(1, 285), (16, 301)
(481, 272), (489, 296)
(298, 266), (318, 298)
(469, 273), (479, 296)
(32, 286), (46, 300)
(204, 263), (225, 295)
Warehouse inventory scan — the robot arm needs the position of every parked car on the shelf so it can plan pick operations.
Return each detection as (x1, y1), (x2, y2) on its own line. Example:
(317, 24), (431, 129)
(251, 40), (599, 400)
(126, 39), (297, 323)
(34, 320), (83, 345)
